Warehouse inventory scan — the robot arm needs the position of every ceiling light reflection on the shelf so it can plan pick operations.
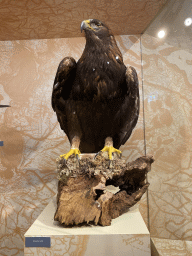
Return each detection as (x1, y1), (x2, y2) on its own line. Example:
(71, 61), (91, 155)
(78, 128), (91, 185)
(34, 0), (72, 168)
(184, 18), (192, 26)
(158, 30), (165, 38)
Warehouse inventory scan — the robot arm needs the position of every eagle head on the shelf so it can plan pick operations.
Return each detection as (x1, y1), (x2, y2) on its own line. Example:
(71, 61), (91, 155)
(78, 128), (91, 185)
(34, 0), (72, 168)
(81, 19), (112, 40)
(80, 19), (123, 65)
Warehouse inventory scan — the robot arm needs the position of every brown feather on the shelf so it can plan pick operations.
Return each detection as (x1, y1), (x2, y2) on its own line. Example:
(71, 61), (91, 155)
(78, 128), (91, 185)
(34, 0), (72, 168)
(52, 19), (140, 153)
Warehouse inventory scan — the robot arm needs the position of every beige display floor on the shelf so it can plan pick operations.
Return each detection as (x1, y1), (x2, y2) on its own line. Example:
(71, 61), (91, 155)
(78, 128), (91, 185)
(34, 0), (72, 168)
(24, 196), (150, 256)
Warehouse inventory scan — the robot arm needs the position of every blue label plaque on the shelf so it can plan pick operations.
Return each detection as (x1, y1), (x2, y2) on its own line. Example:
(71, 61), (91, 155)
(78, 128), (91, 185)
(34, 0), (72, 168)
(25, 237), (51, 247)
(0, 141), (3, 146)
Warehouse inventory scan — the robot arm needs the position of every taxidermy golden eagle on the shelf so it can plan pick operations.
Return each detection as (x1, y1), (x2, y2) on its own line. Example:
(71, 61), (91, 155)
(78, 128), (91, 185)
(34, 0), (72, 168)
(52, 19), (139, 163)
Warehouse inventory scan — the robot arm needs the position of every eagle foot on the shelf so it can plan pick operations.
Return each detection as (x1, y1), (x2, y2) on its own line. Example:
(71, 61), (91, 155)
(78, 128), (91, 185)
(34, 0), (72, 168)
(101, 146), (122, 160)
(60, 148), (81, 162)
(95, 147), (122, 168)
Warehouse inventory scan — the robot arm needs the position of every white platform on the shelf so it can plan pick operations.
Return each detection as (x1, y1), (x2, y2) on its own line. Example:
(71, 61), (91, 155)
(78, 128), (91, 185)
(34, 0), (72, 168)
(24, 197), (150, 256)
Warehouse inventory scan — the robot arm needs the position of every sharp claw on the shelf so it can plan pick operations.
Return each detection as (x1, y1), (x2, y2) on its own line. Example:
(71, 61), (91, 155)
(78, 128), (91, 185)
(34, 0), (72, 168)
(76, 154), (80, 162)
(94, 151), (102, 159)
(112, 151), (122, 159)
(60, 158), (69, 169)
(60, 157), (66, 165)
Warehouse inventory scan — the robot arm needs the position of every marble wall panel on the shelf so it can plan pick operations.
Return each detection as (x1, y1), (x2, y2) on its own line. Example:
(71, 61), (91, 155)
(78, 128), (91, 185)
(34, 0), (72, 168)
(0, 35), (145, 255)
(142, 34), (192, 240)
(152, 238), (192, 256)
(0, 0), (168, 40)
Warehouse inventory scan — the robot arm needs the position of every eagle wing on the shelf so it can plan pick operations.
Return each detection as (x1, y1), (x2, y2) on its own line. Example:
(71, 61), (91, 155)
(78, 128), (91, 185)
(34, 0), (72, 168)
(114, 66), (140, 148)
(52, 57), (77, 135)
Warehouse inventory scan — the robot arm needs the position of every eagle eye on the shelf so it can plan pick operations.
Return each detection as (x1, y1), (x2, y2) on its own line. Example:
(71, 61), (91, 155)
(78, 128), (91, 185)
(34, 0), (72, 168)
(97, 23), (102, 27)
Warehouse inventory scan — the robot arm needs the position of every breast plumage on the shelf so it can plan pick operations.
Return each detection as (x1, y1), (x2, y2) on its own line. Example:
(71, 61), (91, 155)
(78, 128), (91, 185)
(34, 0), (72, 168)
(52, 19), (140, 163)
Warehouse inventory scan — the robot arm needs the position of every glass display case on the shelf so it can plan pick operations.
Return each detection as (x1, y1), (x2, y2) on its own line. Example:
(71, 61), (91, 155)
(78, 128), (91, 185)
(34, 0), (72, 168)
(141, 0), (192, 253)
(0, 0), (191, 255)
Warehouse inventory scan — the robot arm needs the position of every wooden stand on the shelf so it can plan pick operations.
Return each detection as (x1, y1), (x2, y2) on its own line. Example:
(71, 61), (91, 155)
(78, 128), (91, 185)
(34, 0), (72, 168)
(54, 153), (154, 226)
(24, 197), (151, 256)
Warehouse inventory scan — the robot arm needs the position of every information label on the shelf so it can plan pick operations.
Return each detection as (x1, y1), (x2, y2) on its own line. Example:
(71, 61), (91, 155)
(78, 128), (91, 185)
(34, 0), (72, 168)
(0, 141), (3, 146)
(25, 237), (51, 247)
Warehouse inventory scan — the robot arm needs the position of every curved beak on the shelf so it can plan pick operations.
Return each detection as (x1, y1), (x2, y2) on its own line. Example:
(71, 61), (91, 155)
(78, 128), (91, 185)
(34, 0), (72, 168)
(80, 19), (93, 33)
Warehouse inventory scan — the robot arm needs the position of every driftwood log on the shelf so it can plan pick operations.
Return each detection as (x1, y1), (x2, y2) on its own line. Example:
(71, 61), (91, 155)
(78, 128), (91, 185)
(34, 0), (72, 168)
(54, 153), (154, 226)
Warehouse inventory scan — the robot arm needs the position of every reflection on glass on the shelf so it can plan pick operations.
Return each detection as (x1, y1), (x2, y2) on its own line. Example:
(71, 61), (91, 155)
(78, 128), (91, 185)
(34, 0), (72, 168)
(142, 0), (192, 242)
(157, 30), (165, 38)
(184, 17), (192, 26)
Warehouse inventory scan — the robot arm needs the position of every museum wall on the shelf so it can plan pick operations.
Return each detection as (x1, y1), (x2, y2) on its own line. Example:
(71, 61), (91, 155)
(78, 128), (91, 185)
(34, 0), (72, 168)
(142, 29), (192, 240)
(0, 35), (145, 255)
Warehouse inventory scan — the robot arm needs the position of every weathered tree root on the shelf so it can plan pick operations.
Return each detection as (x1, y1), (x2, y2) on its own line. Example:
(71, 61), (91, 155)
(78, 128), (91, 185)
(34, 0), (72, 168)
(54, 153), (154, 226)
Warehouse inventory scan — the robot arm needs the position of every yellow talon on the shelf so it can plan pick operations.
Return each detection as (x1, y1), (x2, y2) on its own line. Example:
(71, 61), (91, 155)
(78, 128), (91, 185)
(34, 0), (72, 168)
(60, 148), (81, 160)
(101, 146), (121, 160)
